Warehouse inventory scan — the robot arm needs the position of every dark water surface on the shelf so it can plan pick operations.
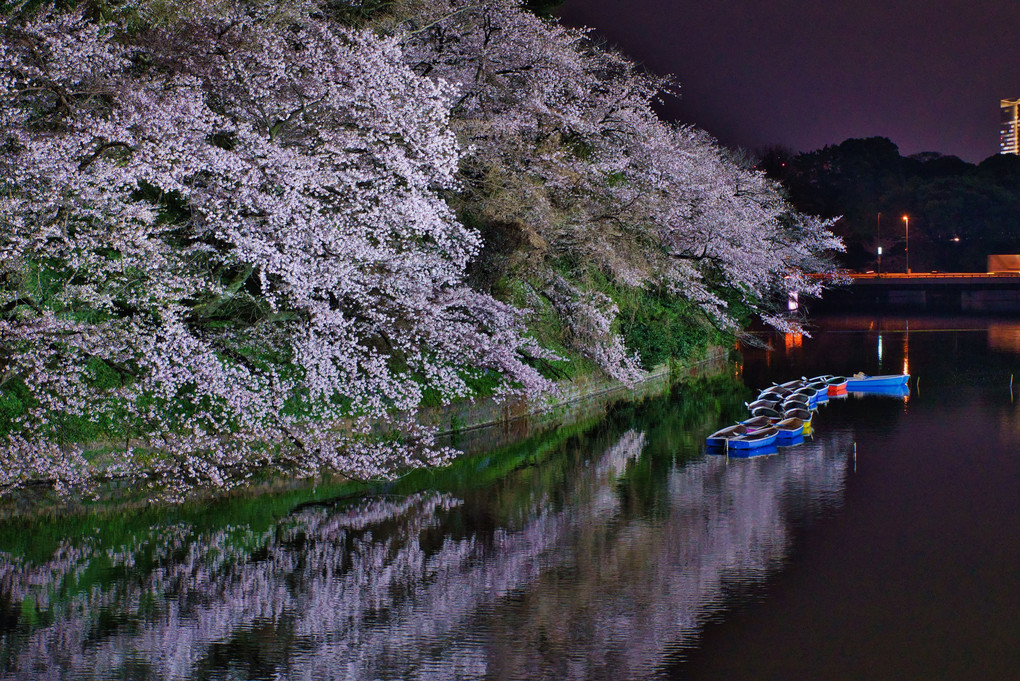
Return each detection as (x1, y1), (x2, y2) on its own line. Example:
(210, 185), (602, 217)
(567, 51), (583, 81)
(1, 315), (1018, 680)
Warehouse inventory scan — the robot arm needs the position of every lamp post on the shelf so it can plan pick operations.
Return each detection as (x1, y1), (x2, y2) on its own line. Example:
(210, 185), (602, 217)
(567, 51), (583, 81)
(877, 212), (882, 276)
(902, 215), (910, 274)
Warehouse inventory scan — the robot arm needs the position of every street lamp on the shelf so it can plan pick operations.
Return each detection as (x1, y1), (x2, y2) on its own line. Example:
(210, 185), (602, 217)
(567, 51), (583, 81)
(877, 212), (882, 275)
(902, 215), (910, 274)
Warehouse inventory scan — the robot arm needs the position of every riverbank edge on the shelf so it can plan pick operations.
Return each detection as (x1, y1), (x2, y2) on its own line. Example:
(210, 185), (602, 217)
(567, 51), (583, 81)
(0, 345), (734, 520)
(420, 344), (733, 456)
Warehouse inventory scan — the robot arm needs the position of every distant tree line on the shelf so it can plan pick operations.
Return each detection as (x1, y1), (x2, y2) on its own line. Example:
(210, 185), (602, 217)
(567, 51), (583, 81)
(759, 137), (1020, 273)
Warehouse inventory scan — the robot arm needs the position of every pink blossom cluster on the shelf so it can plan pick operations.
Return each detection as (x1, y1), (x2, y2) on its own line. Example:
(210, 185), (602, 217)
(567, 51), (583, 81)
(0, 0), (843, 498)
(0, 4), (552, 496)
(397, 0), (842, 353)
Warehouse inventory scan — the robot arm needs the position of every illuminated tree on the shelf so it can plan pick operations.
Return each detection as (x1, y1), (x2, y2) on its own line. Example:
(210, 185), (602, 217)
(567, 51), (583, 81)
(395, 0), (841, 348)
(0, 4), (551, 495)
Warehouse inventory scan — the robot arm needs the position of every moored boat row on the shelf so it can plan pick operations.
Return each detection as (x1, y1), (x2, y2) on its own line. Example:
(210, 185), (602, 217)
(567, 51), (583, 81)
(706, 372), (910, 454)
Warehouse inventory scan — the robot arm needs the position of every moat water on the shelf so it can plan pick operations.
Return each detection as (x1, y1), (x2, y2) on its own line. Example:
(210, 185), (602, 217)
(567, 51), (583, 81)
(1, 315), (1018, 680)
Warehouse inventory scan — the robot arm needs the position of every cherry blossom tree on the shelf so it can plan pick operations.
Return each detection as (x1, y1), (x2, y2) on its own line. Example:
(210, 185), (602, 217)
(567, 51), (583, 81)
(0, 0), (842, 499)
(0, 3), (552, 496)
(592, 119), (845, 332)
(385, 0), (841, 363)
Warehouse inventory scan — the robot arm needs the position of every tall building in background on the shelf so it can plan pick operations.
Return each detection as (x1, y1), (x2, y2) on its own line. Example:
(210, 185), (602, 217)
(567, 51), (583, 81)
(1001, 98), (1020, 154)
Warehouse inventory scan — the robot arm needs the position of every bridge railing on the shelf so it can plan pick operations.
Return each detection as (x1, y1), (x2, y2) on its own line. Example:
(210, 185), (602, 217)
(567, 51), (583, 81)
(841, 272), (1020, 280)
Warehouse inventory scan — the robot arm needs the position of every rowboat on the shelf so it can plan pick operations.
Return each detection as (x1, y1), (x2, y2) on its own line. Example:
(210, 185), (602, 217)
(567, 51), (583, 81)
(759, 385), (792, 398)
(783, 407), (812, 421)
(781, 395), (812, 411)
(825, 376), (848, 395)
(705, 424), (748, 447)
(728, 426), (779, 450)
(747, 398), (782, 411)
(807, 375), (846, 393)
(750, 406), (783, 419)
(740, 415), (776, 430)
(845, 374), (910, 390)
(793, 386), (820, 398)
(773, 417), (804, 442)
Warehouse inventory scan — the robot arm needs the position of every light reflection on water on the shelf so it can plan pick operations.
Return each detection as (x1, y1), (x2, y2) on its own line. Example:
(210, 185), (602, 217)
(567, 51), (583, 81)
(988, 322), (1020, 354)
(695, 314), (1020, 680)
(0, 400), (855, 680)
(23, 313), (1020, 679)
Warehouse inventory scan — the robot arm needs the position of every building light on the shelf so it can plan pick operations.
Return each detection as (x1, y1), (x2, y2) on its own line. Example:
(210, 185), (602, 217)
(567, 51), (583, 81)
(1002, 98), (1020, 155)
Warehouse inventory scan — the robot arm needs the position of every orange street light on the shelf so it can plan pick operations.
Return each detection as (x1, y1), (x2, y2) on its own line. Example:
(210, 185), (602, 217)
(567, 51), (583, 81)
(902, 215), (910, 274)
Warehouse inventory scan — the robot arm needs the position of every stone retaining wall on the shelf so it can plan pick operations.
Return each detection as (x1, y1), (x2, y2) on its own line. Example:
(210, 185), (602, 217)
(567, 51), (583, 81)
(421, 345), (732, 455)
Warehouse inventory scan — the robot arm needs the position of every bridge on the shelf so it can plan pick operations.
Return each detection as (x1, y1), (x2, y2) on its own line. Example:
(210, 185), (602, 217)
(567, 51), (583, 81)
(810, 272), (1020, 312)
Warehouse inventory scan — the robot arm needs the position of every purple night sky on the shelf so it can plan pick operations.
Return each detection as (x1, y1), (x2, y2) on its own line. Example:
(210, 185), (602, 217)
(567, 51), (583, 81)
(557, 0), (1020, 163)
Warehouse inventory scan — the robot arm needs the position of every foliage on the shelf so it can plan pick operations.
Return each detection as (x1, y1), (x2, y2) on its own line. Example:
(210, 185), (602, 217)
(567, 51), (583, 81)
(770, 136), (1020, 272)
(0, 0), (842, 500)
(388, 0), (841, 353)
(0, 1), (554, 496)
(616, 286), (718, 370)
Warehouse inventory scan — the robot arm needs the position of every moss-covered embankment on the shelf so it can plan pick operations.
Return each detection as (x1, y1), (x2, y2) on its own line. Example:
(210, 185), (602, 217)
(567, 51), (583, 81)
(0, 345), (736, 520)
(421, 344), (732, 454)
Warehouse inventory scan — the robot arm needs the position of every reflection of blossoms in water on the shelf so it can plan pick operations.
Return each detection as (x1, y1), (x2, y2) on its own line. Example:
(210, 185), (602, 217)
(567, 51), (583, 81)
(1, 493), (470, 679)
(0, 429), (850, 680)
(484, 431), (851, 681)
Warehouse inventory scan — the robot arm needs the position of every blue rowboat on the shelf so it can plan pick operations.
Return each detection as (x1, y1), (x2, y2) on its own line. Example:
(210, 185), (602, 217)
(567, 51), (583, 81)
(705, 424), (748, 447)
(793, 386), (819, 397)
(729, 426), (779, 450)
(759, 386), (792, 399)
(845, 374), (910, 390)
(747, 397), (782, 411)
(783, 407), (813, 422)
(781, 395), (813, 412)
(774, 417), (804, 442)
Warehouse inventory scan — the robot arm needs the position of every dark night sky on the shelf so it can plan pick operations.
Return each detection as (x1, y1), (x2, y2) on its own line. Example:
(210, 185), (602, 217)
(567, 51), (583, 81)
(557, 0), (1020, 163)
